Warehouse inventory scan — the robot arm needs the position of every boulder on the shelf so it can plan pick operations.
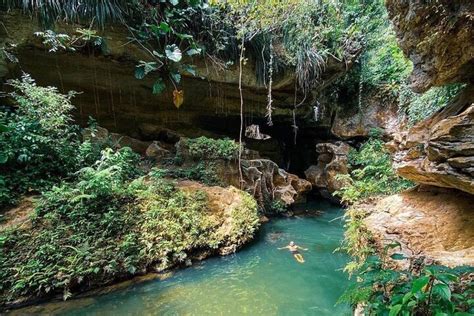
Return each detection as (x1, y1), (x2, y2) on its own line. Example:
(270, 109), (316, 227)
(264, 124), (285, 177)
(145, 141), (171, 161)
(305, 142), (351, 199)
(110, 133), (151, 155)
(177, 180), (259, 255)
(82, 126), (154, 156)
(240, 159), (312, 207)
(364, 188), (474, 268)
(386, 0), (474, 92)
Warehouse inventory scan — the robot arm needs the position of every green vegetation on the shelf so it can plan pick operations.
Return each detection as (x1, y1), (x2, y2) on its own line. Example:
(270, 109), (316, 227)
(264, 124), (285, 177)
(339, 253), (474, 315)
(185, 136), (239, 161)
(399, 83), (466, 125)
(152, 162), (222, 186)
(0, 75), (101, 208)
(0, 77), (260, 306)
(334, 130), (413, 205)
(0, 148), (259, 305)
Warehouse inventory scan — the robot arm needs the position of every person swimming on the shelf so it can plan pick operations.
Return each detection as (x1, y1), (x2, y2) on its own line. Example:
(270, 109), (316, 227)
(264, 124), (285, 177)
(278, 241), (308, 263)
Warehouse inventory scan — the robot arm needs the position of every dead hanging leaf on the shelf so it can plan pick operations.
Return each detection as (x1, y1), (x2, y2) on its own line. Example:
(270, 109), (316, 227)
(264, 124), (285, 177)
(173, 89), (184, 109)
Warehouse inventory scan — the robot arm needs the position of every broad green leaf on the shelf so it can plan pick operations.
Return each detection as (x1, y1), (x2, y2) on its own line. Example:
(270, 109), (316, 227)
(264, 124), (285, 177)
(0, 123), (9, 133)
(411, 276), (429, 293)
(389, 304), (402, 316)
(433, 283), (451, 301)
(176, 33), (193, 40)
(385, 241), (402, 250)
(135, 61), (157, 79)
(152, 79), (166, 95)
(159, 22), (171, 33)
(437, 273), (458, 284)
(165, 45), (182, 62)
(402, 292), (413, 304)
(183, 64), (196, 76)
(135, 66), (145, 79)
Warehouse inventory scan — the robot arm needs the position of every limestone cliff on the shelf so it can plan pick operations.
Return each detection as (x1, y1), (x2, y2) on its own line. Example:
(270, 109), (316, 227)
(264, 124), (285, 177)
(386, 0), (474, 93)
(386, 0), (474, 194)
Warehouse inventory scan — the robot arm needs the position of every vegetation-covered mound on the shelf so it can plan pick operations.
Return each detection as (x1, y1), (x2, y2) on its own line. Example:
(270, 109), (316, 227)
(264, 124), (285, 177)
(0, 75), (259, 308)
(0, 148), (259, 306)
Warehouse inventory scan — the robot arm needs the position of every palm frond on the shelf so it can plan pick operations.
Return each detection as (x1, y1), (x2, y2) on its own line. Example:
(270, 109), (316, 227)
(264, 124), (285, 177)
(1, 0), (132, 28)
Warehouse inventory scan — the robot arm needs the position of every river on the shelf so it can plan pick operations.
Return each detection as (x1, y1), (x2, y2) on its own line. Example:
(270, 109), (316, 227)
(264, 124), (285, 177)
(12, 200), (351, 315)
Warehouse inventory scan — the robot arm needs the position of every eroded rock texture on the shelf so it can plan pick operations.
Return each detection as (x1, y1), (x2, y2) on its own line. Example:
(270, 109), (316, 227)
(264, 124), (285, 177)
(386, 0), (474, 93)
(331, 91), (405, 139)
(176, 138), (311, 208)
(389, 86), (474, 194)
(0, 10), (360, 141)
(304, 142), (351, 200)
(386, 0), (474, 194)
(365, 188), (474, 268)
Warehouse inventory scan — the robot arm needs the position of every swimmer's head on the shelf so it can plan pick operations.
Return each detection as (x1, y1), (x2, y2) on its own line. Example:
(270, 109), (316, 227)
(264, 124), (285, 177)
(289, 241), (295, 246)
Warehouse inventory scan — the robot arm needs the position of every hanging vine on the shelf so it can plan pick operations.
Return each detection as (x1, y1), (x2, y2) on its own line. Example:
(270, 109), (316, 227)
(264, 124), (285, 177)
(238, 36), (245, 188)
(265, 37), (274, 126)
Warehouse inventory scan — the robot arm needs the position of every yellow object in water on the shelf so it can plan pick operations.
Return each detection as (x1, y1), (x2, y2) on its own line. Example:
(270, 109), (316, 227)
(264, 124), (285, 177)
(294, 253), (305, 263)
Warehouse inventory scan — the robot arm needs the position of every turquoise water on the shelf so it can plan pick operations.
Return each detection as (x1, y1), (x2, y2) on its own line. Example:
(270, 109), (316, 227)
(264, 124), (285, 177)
(16, 201), (351, 315)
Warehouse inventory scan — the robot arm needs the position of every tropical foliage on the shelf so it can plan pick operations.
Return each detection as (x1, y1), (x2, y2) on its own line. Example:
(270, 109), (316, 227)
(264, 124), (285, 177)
(0, 149), (259, 305)
(0, 75), (101, 207)
(339, 253), (474, 315)
(334, 130), (413, 205)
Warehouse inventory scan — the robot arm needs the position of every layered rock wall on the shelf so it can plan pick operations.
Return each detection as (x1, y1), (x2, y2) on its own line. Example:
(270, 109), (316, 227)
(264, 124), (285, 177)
(386, 0), (474, 194)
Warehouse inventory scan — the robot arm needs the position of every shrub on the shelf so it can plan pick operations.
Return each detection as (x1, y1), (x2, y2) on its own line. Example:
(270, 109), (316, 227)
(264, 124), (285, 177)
(185, 136), (239, 160)
(399, 83), (465, 125)
(339, 255), (474, 315)
(152, 162), (222, 186)
(334, 132), (413, 204)
(0, 75), (101, 207)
